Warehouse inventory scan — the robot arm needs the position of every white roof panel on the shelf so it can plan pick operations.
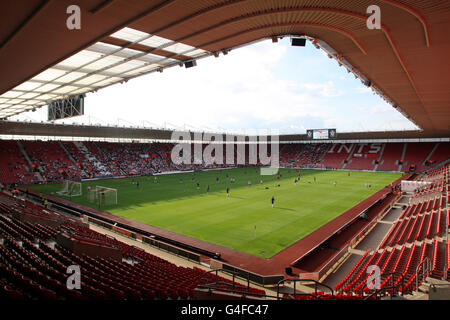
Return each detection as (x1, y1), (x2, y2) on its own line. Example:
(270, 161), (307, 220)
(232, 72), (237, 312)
(122, 64), (160, 77)
(0, 91), (23, 99)
(16, 92), (40, 100)
(57, 71), (87, 83)
(110, 27), (149, 42)
(52, 86), (81, 94)
(163, 42), (195, 54)
(106, 60), (148, 74)
(87, 55), (125, 70)
(32, 68), (67, 82)
(184, 48), (208, 58)
(74, 74), (109, 86)
(87, 42), (122, 55)
(37, 94), (60, 101)
(57, 50), (104, 69)
(35, 83), (61, 92)
(140, 53), (168, 64)
(22, 99), (44, 105)
(140, 35), (173, 48)
(13, 81), (42, 91)
(91, 77), (123, 88)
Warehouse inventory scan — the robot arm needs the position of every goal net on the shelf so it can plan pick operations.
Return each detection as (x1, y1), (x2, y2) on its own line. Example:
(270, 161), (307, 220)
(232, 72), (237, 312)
(87, 186), (117, 206)
(57, 180), (82, 197)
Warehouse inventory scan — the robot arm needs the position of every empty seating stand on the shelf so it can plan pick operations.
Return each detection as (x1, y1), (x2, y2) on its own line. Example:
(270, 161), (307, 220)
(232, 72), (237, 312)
(0, 194), (265, 300)
(336, 165), (449, 296)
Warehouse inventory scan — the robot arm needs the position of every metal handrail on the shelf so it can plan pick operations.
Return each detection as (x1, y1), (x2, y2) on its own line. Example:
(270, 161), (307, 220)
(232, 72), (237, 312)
(199, 269), (251, 294)
(416, 257), (432, 293)
(363, 289), (383, 300)
(430, 283), (450, 290)
(197, 269), (280, 300)
(276, 278), (334, 300)
(196, 270), (327, 301)
(196, 285), (277, 300)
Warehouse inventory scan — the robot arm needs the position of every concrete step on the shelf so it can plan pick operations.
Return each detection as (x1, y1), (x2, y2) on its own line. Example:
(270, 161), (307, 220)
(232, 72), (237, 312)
(381, 295), (408, 300)
(418, 277), (450, 294)
(418, 284), (429, 294)
(348, 248), (366, 255)
(405, 291), (429, 300)
(425, 277), (450, 285)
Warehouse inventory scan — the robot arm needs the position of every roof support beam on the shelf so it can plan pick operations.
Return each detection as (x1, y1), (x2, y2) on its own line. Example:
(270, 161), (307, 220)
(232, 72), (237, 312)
(198, 22), (368, 55)
(380, 0), (430, 47)
(90, 0), (118, 15)
(26, 79), (98, 89)
(0, 0), (51, 49)
(171, 7), (428, 129)
(50, 64), (119, 78)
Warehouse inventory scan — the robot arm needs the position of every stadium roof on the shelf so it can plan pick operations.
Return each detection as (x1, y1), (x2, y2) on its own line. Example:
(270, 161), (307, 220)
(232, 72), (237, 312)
(0, 25), (211, 117)
(0, 1), (449, 134)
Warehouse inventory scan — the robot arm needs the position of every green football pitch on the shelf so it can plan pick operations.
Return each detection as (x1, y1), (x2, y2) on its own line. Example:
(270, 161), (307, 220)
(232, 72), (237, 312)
(31, 168), (401, 258)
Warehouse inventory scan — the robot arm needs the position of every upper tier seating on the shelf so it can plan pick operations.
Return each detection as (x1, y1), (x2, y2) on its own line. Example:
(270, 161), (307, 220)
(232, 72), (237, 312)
(0, 140), (449, 185)
(0, 141), (37, 184)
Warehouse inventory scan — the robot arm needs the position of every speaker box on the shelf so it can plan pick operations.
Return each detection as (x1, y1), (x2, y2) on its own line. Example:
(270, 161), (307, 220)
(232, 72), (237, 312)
(291, 38), (306, 46)
(184, 60), (197, 68)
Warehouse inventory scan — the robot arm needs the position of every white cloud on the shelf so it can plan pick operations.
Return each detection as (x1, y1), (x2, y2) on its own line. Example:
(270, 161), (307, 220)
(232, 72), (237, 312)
(298, 81), (344, 97)
(355, 86), (372, 94)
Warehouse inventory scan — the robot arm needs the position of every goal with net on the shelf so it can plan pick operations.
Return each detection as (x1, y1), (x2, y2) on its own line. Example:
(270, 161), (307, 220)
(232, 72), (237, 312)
(57, 180), (82, 197)
(87, 186), (117, 206)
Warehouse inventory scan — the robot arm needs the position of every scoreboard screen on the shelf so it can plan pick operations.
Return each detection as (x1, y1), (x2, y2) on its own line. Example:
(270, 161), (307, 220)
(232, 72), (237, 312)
(306, 128), (337, 140)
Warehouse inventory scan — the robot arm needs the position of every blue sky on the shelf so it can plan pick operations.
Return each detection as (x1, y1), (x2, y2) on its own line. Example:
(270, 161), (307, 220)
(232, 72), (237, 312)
(13, 37), (417, 134)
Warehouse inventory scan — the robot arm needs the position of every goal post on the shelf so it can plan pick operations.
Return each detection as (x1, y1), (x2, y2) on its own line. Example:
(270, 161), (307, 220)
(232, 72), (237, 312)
(57, 180), (82, 197)
(87, 186), (117, 206)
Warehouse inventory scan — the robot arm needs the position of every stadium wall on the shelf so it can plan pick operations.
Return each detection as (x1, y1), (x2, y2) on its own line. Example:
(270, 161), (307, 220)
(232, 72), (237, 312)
(2, 120), (449, 142)
(56, 232), (122, 261)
